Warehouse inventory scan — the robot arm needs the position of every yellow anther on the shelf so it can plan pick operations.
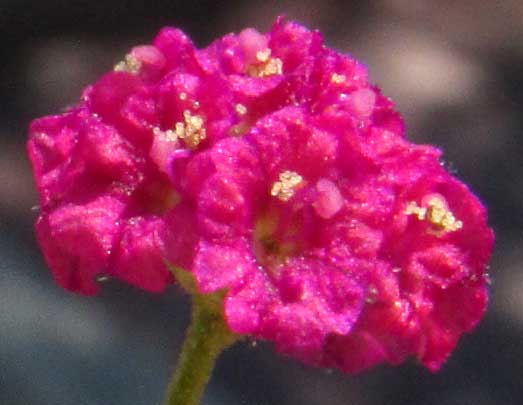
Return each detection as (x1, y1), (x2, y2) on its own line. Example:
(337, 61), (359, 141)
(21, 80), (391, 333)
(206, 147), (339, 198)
(174, 110), (206, 149)
(425, 195), (463, 232)
(330, 73), (346, 84)
(114, 54), (141, 74)
(179, 92), (187, 100)
(405, 201), (427, 220)
(229, 104), (249, 136)
(153, 127), (178, 142)
(247, 48), (283, 78)
(256, 49), (272, 63)
(270, 171), (303, 201)
(260, 57), (283, 77)
(235, 103), (248, 116)
(405, 194), (463, 234)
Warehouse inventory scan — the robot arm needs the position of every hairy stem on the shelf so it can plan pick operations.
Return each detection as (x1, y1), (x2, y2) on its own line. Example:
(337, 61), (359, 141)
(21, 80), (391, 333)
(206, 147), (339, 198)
(164, 293), (238, 405)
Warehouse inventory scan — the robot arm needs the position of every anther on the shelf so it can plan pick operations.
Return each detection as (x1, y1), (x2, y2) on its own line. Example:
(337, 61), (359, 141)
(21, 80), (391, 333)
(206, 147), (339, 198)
(405, 194), (463, 234)
(114, 54), (141, 74)
(174, 110), (206, 149)
(270, 171), (303, 201)
(247, 48), (283, 78)
(330, 73), (346, 84)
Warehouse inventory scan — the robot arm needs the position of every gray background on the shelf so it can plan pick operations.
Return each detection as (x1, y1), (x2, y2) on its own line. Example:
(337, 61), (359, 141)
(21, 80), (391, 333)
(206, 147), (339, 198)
(1, 1), (522, 404)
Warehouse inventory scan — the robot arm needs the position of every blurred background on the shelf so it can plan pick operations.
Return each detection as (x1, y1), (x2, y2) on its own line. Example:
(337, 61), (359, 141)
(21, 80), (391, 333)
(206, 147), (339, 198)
(1, 1), (522, 404)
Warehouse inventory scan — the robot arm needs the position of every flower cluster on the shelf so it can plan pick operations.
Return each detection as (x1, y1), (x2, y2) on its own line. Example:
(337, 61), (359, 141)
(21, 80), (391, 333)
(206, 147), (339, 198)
(28, 18), (493, 373)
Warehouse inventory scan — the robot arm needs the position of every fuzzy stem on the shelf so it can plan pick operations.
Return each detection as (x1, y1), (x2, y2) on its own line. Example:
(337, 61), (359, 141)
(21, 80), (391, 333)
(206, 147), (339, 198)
(164, 293), (238, 405)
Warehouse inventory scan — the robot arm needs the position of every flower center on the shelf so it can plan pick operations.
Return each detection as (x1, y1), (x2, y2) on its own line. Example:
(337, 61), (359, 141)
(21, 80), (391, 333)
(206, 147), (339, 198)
(253, 212), (298, 268)
(253, 170), (317, 268)
(130, 178), (180, 215)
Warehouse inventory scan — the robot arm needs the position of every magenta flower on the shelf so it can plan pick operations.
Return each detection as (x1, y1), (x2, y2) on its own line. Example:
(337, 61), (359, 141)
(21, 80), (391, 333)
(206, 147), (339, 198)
(28, 17), (493, 374)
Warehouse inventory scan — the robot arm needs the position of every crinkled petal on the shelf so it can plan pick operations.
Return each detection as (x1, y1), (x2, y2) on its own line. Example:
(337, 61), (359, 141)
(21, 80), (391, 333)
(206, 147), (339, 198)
(256, 259), (363, 363)
(192, 238), (257, 293)
(35, 196), (125, 295)
(113, 217), (171, 292)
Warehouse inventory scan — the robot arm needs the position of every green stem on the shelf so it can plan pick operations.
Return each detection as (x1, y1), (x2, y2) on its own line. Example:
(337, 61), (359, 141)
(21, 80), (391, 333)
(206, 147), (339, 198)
(164, 293), (238, 405)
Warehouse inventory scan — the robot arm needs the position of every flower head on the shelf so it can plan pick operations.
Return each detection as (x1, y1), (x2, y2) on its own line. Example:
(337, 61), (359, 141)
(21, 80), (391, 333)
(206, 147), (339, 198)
(28, 17), (493, 373)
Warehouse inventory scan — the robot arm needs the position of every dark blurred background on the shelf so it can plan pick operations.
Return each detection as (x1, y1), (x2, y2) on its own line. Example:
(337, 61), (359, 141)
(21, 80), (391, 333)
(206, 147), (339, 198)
(1, 1), (522, 404)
